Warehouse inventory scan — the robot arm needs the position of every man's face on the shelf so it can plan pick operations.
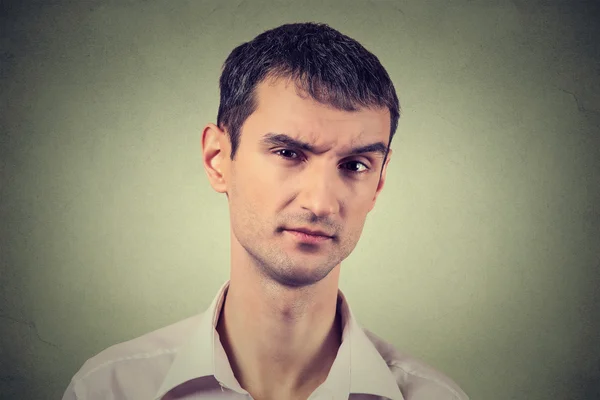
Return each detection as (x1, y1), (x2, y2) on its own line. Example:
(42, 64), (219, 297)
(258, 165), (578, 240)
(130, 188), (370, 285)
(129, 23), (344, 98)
(206, 77), (392, 288)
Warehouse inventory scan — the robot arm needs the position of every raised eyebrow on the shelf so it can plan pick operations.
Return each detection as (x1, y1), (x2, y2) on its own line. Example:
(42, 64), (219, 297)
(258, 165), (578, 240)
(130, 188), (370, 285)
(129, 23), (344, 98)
(261, 132), (388, 158)
(346, 142), (388, 158)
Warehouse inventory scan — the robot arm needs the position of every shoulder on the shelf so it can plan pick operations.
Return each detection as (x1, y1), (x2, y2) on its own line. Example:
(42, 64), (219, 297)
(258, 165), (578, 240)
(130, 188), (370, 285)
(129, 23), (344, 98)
(65, 315), (200, 399)
(362, 328), (469, 400)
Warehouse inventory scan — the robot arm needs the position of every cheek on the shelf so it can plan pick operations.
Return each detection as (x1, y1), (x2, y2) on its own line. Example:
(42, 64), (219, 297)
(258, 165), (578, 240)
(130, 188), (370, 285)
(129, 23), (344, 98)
(231, 166), (276, 223)
(344, 200), (372, 234)
(244, 155), (286, 200)
(241, 170), (277, 206)
(349, 191), (376, 214)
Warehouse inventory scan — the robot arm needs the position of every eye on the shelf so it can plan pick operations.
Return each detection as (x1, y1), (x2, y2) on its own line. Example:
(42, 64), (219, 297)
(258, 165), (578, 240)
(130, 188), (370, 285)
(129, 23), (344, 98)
(274, 149), (300, 159)
(273, 149), (370, 175)
(342, 160), (369, 174)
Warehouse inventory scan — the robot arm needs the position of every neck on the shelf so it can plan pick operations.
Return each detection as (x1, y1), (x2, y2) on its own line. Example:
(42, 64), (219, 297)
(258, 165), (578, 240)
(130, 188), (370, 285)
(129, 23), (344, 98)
(216, 267), (343, 399)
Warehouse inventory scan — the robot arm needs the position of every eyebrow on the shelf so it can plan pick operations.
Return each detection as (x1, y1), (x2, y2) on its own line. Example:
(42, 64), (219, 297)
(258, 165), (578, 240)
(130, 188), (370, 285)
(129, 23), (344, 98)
(260, 133), (388, 158)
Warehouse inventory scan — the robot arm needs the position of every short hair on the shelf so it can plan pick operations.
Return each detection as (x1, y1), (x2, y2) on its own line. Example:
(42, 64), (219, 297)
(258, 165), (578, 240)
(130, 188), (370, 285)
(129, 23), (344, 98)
(217, 22), (400, 169)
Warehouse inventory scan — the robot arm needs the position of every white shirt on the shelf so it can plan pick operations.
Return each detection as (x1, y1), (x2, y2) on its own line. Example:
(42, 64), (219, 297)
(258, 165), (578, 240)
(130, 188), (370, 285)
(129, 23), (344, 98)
(62, 280), (469, 400)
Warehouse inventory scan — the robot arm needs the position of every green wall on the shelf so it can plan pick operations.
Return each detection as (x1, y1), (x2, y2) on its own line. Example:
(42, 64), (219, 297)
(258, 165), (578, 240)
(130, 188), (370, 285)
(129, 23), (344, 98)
(1, 1), (599, 399)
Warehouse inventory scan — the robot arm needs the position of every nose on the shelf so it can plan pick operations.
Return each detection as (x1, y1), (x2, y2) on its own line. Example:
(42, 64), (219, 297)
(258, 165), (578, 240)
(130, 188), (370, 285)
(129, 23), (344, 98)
(298, 164), (341, 218)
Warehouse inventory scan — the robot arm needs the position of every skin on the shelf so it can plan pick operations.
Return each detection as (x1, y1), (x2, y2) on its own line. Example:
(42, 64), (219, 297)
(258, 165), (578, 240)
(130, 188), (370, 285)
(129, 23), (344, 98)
(201, 76), (393, 400)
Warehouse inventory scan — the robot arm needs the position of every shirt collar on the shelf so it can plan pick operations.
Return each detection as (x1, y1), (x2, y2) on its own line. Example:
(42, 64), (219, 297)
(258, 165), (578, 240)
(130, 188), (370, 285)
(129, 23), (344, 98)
(154, 280), (403, 400)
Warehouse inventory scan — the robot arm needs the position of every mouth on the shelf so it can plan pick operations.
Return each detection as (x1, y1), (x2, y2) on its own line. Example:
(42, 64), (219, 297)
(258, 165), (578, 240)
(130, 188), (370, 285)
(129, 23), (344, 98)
(285, 227), (333, 238)
(284, 229), (332, 244)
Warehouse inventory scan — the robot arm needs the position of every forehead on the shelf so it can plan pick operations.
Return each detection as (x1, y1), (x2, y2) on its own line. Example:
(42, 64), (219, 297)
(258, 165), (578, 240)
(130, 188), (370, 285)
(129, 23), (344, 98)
(246, 77), (390, 145)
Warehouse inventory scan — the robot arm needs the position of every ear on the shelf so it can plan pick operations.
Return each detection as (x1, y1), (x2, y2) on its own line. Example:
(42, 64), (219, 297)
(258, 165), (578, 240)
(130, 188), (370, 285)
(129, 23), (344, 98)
(202, 123), (230, 194)
(368, 148), (392, 213)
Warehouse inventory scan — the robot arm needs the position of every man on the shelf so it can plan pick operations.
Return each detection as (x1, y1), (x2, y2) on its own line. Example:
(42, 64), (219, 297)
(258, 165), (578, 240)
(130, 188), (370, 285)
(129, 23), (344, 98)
(63, 23), (469, 400)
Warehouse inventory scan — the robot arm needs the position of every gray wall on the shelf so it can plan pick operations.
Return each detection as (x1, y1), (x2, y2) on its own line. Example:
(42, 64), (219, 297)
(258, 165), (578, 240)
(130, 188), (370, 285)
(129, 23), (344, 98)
(1, 1), (599, 399)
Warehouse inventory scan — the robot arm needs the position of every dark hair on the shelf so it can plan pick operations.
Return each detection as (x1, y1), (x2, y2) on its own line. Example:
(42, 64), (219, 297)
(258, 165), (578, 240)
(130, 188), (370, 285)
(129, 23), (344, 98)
(217, 22), (400, 170)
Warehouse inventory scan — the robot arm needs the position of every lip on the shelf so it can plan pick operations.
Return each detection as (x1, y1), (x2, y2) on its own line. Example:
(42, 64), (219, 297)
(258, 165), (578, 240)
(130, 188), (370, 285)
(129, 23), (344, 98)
(285, 229), (332, 244)
(286, 227), (333, 237)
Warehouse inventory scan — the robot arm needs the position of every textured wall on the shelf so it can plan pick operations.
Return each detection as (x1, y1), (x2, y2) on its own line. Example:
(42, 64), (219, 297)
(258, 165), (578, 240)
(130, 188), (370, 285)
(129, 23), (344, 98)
(1, 1), (599, 399)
